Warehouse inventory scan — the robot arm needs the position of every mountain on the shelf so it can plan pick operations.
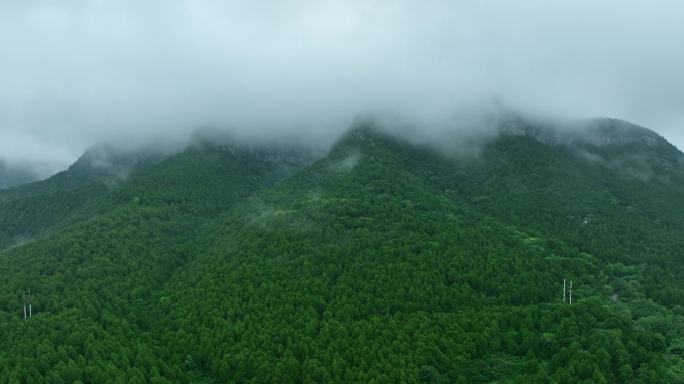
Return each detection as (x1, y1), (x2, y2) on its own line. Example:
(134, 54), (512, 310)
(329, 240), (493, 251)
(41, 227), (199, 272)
(0, 160), (41, 190)
(0, 145), (165, 250)
(0, 117), (682, 383)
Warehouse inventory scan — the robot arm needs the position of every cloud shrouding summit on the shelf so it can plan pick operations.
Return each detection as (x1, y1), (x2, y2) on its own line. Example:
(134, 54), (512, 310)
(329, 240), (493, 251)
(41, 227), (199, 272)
(1, 0), (684, 174)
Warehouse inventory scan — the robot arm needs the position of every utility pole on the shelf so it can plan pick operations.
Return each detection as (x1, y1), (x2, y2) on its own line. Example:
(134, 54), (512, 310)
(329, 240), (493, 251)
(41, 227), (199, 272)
(569, 281), (573, 304)
(563, 278), (566, 302)
(28, 288), (32, 318)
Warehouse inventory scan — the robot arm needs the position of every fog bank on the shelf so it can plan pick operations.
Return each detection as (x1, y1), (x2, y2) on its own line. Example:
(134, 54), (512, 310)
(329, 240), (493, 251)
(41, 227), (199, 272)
(1, 1), (684, 174)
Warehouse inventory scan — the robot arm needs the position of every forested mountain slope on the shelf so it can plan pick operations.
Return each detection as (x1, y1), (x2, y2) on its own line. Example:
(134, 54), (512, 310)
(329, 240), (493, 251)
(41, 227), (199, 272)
(452, 118), (684, 306)
(0, 139), (312, 383)
(0, 118), (682, 383)
(372, 117), (684, 306)
(0, 145), (165, 250)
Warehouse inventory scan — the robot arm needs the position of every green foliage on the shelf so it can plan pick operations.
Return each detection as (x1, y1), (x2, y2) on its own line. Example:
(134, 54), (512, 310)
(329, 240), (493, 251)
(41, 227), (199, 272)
(0, 184), (108, 249)
(0, 145), (162, 250)
(0, 120), (682, 382)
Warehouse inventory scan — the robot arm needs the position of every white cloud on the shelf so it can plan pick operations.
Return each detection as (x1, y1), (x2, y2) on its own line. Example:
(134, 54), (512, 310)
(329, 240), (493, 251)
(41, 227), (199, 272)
(1, 0), (683, 171)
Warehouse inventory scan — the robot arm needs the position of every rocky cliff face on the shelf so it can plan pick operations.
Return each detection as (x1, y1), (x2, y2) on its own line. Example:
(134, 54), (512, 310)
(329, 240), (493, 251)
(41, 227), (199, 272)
(496, 116), (674, 150)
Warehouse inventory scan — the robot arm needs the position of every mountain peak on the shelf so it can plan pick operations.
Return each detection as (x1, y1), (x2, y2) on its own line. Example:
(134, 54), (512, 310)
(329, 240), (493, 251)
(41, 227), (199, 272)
(579, 118), (670, 148)
(332, 113), (405, 150)
(188, 128), (318, 169)
(67, 144), (165, 187)
(494, 115), (676, 152)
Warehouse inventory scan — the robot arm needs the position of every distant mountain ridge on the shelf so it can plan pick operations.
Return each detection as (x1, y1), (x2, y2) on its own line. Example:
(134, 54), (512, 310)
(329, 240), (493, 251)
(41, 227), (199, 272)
(498, 116), (673, 148)
(0, 160), (41, 190)
(0, 145), (166, 249)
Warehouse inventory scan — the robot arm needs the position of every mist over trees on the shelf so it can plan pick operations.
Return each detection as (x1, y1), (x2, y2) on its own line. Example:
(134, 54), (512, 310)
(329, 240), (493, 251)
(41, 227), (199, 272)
(0, 117), (683, 382)
(2, 1), (684, 382)
(2, 1), (684, 172)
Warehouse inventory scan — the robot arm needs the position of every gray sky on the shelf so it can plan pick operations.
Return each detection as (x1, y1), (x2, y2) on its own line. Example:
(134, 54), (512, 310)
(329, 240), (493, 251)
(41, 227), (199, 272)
(1, 0), (684, 174)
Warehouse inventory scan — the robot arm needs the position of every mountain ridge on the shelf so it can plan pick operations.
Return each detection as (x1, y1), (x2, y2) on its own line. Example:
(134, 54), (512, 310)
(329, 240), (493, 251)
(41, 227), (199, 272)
(0, 116), (682, 382)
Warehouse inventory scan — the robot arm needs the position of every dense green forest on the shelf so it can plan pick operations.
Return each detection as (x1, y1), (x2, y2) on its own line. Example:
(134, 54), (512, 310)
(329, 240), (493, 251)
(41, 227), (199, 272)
(0, 145), (163, 249)
(0, 118), (682, 383)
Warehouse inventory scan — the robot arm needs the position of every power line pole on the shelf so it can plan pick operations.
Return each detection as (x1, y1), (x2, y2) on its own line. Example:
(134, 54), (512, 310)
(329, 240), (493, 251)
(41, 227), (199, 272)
(563, 278), (566, 302)
(569, 281), (573, 304)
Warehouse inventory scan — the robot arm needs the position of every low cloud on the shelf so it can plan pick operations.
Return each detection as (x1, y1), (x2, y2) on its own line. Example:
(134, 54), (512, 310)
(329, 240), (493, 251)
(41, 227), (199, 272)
(1, 1), (684, 173)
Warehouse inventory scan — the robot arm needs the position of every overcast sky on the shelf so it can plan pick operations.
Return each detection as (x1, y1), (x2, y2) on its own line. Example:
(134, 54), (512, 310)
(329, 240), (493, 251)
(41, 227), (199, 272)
(1, 0), (683, 174)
